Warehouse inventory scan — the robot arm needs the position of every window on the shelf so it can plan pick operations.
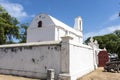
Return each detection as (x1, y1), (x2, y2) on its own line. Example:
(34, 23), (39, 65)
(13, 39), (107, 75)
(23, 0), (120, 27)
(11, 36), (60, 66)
(38, 21), (42, 28)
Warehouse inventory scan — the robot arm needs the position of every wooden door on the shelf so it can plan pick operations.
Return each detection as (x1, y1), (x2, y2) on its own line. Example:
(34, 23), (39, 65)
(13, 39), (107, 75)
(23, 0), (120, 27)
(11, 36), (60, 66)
(98, 51), (109, 67)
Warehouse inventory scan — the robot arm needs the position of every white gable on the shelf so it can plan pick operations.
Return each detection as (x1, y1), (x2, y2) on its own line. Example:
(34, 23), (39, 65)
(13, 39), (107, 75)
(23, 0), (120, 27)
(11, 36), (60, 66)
(28, 14), (54, 29)
(27, 14), (83, 43)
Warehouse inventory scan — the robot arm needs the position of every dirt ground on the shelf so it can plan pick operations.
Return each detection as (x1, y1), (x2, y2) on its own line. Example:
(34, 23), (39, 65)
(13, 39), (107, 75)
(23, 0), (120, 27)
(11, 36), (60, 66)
(0, 74), (39, 80)
(78, 67), (120, 80)
(0, 68), (119, 80)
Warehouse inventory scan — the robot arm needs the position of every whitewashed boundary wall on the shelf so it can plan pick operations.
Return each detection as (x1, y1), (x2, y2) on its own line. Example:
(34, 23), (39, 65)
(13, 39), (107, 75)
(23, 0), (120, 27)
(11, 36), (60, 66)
(59, 36), (95, 80)
(0, 36), (97, 80)
(0, 41), (61, 79)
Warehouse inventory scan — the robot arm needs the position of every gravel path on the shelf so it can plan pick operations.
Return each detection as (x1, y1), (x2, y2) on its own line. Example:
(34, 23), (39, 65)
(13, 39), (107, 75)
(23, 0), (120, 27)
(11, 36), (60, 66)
(78, 67), (120, 80)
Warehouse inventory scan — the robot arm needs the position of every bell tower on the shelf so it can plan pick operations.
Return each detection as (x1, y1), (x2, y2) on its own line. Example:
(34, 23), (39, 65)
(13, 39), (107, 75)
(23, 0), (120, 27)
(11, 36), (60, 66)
(74, 16), (82, 32)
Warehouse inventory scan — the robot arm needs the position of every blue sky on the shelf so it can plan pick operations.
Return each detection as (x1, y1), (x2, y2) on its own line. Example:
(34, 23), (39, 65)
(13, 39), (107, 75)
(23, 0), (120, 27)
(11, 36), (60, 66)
(0, 0), (120, 40)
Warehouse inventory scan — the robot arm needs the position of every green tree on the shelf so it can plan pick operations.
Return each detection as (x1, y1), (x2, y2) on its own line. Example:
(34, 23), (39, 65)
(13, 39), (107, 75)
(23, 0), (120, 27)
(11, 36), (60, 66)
(114, 30), (120, 38)
(19, 23), (28, 43)
(85, 30), (120, 59)
(0, 27), (5, 44)
(0, 6), (20, 44)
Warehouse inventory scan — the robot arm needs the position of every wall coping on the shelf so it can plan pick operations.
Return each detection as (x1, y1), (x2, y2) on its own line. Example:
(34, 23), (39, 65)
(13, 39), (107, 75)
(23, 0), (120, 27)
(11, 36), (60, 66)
(0, 41), (61, 48)
(69, 42), (93, 50)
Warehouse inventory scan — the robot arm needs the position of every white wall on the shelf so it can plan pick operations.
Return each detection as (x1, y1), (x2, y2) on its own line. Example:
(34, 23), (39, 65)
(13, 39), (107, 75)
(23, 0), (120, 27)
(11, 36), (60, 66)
(27, 26), (55, 42)
(69, 43), (94, 80)
(0, 41), (61, 79)
(55, 27), (66, 41)
(59, 36), (96, 80)
(69, 32), (80, 43)
(0, 36), (97, 80)
(55, 26), (83, 44)
(27, 14), (56, 43)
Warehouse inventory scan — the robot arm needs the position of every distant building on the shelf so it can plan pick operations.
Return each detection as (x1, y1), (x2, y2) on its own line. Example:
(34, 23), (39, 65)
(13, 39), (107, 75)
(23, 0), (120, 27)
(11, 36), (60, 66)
(27, 14), (83, 43)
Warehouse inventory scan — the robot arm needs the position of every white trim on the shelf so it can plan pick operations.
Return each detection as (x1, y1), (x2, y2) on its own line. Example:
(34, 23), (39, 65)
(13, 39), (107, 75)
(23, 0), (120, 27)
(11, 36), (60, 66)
(0, 41), (61, 48)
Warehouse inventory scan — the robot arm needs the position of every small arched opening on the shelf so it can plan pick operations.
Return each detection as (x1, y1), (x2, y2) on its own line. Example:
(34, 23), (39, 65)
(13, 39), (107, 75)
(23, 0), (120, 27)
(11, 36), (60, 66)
(38, 21), (42, 28)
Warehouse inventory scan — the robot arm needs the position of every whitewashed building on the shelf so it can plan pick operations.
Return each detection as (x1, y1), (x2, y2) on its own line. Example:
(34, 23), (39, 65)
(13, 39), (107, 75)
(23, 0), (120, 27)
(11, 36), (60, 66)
(0, 14), (100, 80)
(27, 14), (83, 43)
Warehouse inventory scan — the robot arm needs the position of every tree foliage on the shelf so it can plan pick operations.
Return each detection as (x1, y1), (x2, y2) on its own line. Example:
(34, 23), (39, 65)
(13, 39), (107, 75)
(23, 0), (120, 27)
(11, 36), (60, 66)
(85, 30), (120, 58)
(19, 23), (28, 43)
(0, 6), (28, 44)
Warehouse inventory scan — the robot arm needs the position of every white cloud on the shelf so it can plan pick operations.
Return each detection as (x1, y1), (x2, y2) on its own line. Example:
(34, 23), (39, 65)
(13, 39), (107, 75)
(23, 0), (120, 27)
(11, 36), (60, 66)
(0, 0), (34, 21)
(30, 14), (35, 18)
(84, 25), (120, 40)
(84, 13), (120, 40)
(109, 13), (119, 21)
